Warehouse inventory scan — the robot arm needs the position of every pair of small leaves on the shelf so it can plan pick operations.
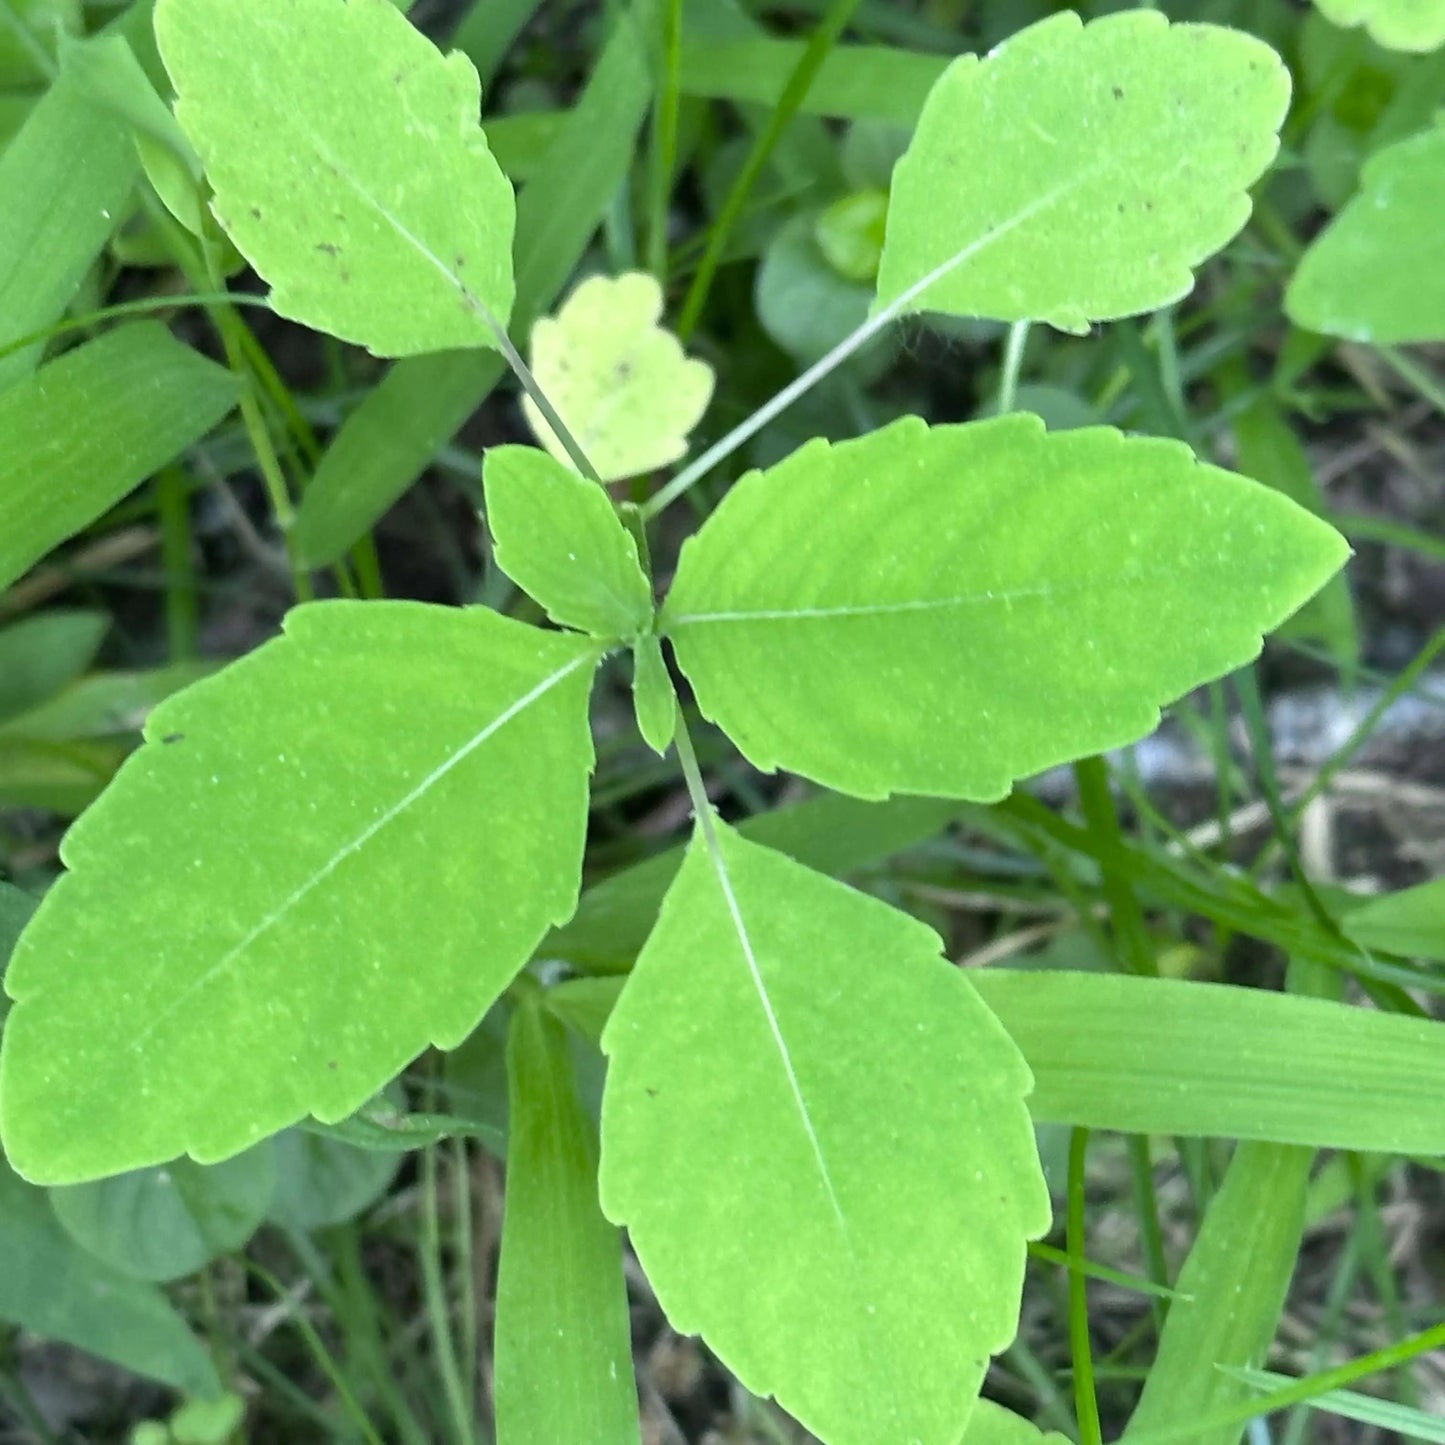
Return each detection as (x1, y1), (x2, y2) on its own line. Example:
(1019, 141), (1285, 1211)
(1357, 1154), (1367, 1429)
(1312, 0), (1445, 53)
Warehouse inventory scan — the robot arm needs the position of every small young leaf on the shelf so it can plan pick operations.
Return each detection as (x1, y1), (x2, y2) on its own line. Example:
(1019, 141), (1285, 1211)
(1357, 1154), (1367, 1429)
(483, 445), (653, 638)
(600, 823), (1049, 1445)
(0, 603), (600, 1183)
(0, 1159), (221, 1396)
(1286, 122), (1445, 343)
(875, 11), (1290, 332)
(522, 272), (715, 481)
(630, 635), (676, 754)
(0, 69), (139, 386)
(48, 1144), (277, 1282)
(0, 325), (240, 594)
(662, 415), (1349, 801)
(1123, 1142), (1312, 1445)
(1313, 0), (1445, 52)
(1342, 876), (1445, 960)
(156, 0), (516, 355)
(495, 1002), (640, 1445)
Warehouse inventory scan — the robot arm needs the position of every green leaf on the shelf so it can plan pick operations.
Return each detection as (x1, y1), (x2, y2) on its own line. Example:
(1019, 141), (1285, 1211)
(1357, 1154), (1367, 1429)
(1123, 1142), (1312, 1445)
(546, 790), (958, 970)
(156, 0), (516, 355)
(59, 31), (207, 237)
(288, 0), (652, 565)
(0, 602), (600, 1183)
(267, 1127), (400, 1231)
(972, 970), (1445, 1155)
(630, 635), (675, 754)
(1313, 0), (1445, 52)
(0, 610), (109, 724)
(964, 1401), (1071, 1445)
(0, 1159), (221, 1396)
(679, 37), (946, 124)
(755, 211), (897, 382)
(0, 324), (240, 593)
(0, 69), (139, 387)
(483, 446), (652, 638)
(1286, 122), (1445, 343)
(1342, 876), (1445, 960)
(495, 1002), (640, 1445)
(49, 1143), (276, 1282)
(663, 415), (1348, 801)
(0, 662), (214, 742)
(599, 823), (1049, 1445)
(522, 272), (714, 482)
(814, 190), (889, 283)
(874, 11), (1290, 332)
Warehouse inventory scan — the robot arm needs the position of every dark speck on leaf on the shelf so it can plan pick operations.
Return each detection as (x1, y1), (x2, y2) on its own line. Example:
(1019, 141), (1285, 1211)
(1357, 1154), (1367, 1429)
(616, 360), (633, 382)
(328, 1060), (338, 1070)
(1112, 85), (1123, 99)
(455, 255), (466, 270)
(249, 206), (262, 220)
(317, 242), (340, 256)
(645, 1086), (659, 1098)
(161, 732), (185, 744)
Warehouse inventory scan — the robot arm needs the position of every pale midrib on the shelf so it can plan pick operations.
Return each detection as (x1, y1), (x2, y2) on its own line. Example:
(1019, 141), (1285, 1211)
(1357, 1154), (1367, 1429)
(669, 561), (1239, 626)
(700, 824), (851, 1235)
(129, 648), (596, 1053)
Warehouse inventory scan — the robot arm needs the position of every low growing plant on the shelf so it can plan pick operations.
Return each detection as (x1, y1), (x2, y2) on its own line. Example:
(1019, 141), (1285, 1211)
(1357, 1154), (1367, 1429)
(4, 1), (1428, 1442)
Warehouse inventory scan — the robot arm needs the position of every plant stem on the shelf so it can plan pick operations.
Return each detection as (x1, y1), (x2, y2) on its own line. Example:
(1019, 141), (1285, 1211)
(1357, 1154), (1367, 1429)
(646, 0), (683, 281)
(643, 180), (1073, 519)
(419, 1139), (478, 1445)
(1067, 1127), (1104, 1445)
(675, 0), (865, 340)
(997, 320), (1030, 414)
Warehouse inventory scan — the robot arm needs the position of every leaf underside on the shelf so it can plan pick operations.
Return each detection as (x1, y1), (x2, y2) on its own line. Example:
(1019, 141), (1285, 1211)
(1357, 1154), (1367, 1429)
(662, 413), (1349, 801)
(0, 603), (599, 1184)
(156, 0), (516, 355)
(875, 10), (1291, 331)
(600, 824), (1049, 1445)
(1286, 122), (1445, 344)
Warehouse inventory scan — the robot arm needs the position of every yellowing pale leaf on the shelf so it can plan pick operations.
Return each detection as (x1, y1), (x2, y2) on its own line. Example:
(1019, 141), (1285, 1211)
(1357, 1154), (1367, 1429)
(156, 0), (515, 355)
(522, 272), (715, 481)
(662, 415), (1349, 801)
(875, 11), (1289, 331)
(600, 824), (1049, 1445)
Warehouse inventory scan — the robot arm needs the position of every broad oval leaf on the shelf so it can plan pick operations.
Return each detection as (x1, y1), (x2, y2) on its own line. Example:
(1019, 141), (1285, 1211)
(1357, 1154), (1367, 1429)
(661, 414), (1349, 801)
(0, 1160), (221, 1396)
(874, 11), (1290, 332)
(483, 446), (653, 639)
(1285, 123), (1445, 344)
(49, 1144), (276, 1282)
(1313, 0), (1445, 52)
(599, 823), (1050, 1445)
(0, 602), (600, 1183)
(522, 272), (715, 481)
(156, 0), (516, 355)
(267, 1128), (400, 1231)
